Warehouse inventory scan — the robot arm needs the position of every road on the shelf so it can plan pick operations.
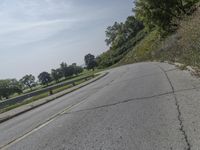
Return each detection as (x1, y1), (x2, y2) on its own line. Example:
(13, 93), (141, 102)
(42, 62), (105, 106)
(0, 62), (200, 150)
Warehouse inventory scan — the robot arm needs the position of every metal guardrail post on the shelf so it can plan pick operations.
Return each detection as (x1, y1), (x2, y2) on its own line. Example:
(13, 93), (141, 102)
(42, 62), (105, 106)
(72, 82), (76, 86)
(49, 90), (53, 95)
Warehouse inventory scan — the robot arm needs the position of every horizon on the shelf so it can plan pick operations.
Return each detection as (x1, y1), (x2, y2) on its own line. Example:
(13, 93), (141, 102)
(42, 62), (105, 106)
(0, 0), (133, 80)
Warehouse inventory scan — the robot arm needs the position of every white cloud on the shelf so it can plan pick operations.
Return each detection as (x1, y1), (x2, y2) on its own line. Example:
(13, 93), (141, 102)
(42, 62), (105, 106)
(0, 0), (75, 47)
(0, 19), (79, 47)
(0, 0), (113, 48)
(0, 0), (133, 79)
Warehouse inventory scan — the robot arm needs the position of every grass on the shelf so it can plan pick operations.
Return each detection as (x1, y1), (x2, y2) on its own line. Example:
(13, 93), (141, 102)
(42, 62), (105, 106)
(0, 92), (49, 113)
(117, 30), (161, 65)
(52, 84), (73, 94)
(152, 5), (200, 66)
(0, 73), (101, 114)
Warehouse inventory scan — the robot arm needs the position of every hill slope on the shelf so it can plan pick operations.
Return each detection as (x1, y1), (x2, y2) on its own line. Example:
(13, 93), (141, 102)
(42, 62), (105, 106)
(117, 5), (200, 68)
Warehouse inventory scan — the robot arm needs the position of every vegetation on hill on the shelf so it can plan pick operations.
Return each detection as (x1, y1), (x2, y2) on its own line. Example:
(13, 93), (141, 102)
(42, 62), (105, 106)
(96, 0), (200, 71)
(96, 16), (145, 68)
(118, 3), (200, 67)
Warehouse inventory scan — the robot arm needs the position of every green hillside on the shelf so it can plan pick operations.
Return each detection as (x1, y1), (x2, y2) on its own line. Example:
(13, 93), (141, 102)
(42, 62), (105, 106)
(97, 1), (200, 70)
(118, 4), (200, 67)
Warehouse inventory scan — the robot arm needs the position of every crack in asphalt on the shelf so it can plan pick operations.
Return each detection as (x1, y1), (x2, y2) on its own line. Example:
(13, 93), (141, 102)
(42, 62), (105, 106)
(158, 65), (191, 150)
(62, 91), (174, 115)
(62, 72), (200, 116)
(110, 71), (161, 85)
(61, 85), (200, 116)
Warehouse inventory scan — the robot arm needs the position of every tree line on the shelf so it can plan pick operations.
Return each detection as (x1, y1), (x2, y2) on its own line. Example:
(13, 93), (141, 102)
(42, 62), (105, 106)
(0, 62), (84, 100)
(0, 54), (99, 100)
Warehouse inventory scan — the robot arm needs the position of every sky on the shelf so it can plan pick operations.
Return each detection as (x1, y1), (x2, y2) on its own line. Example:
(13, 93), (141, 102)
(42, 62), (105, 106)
(0, 0), (133, 79)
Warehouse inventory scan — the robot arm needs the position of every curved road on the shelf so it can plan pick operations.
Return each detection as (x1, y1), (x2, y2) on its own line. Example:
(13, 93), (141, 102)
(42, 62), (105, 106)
(1, 62), (200, 150)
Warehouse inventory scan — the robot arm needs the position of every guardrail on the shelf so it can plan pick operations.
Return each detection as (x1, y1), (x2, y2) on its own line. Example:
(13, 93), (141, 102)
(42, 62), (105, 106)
(0, 74), (95, 109)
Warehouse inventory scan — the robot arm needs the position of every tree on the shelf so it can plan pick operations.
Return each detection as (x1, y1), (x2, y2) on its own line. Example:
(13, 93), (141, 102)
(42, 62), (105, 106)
(84, 54), (97, 70)
(124, 16), (144, 38)
(71, 63), (84, 75)
(60, 62), (69, 79)
(51, 69), (63, 83)
(38, 72), (52, 86)
(98, 15), (145, 68)
(96, 52), (113, 68)
(105, 22), (124, 46)
(133, 0), (197, 32)
(74, 66), (83, 75)
(0, 79), (22, 99)
(105, 18), (144, 48)
(20, 74), (36, 90)
(67, 65), (75, 76)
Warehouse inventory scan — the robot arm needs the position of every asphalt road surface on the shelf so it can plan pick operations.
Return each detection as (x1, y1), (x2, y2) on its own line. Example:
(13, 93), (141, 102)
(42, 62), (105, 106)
(1, 62), (200, 150)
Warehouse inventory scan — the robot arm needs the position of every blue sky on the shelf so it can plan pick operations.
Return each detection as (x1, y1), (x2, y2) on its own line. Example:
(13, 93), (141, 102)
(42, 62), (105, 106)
(0, 0), (133, 79)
